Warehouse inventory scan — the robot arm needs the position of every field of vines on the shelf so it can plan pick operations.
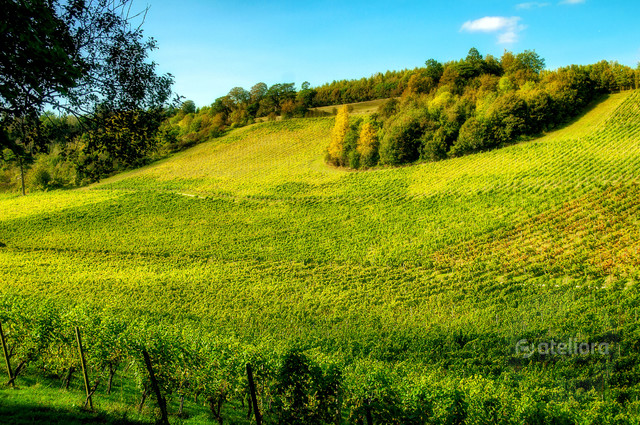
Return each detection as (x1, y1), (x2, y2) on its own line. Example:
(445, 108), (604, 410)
(1, 91), (640, 423)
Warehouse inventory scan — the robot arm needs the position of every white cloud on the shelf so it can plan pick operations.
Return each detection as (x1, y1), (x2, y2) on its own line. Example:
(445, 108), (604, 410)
(498, 30), (518, 44)
(560, 0), (585, 4)
(460, 16), (524, 44)
(516, 2), (550, 9)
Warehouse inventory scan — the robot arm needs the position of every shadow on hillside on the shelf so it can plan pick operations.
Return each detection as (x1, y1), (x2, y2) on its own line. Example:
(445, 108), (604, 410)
(546, 93), (610, 133)
(0, 398), (146, 425)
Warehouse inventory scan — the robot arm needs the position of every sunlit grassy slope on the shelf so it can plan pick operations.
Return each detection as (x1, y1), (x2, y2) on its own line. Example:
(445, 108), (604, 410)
(1, 91), (639, 358)
(310, 98), (389, 116)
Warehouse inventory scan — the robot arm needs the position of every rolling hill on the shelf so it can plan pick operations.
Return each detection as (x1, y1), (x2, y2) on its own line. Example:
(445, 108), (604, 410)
(1, 90), (640, 423)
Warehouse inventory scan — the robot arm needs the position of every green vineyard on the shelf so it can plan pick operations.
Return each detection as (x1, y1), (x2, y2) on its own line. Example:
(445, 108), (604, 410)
(1, 90), (640, 423)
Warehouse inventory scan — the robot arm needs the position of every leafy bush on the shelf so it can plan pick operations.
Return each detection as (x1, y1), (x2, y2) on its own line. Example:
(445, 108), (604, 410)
(379, 107), (429, 165)
(26, 149), (77, 191)
(450, 117), (490, 156)
(421, 126), (451, 161)
(270, 350), (341, 425)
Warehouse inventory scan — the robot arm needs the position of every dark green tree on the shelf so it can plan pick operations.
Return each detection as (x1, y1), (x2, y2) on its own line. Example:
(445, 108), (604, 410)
(296, 81), (317, 108)
(425, 59), (445, 83)
(227, 87), (250, 109)
(465, 47), (485, 76)
(485, 92), (528, 145)
(516, 50), (546, 75)
(181, 100), (196, 115)
(379, 107), (428, 165)
(260, 83), (296, 115)
(450, 117), (489, 156)
(248, 82), (268, 116)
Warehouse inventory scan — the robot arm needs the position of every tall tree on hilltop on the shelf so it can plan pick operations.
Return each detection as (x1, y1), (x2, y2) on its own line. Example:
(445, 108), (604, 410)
(425, 59), (444, 83)
(227, 87), (250, 109)
(296, 81), (317, 108)
(260, 83), (296, 116)
(181, 100), (196, 115)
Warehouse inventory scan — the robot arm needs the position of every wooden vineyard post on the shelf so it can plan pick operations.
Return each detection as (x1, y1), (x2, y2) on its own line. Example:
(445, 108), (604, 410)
(364, 398), (373, 425)
(75, 326), (93, 410)
(142, 349), (170, 425)
(246, 363), (262, 425)
(0, 322), (13, 387)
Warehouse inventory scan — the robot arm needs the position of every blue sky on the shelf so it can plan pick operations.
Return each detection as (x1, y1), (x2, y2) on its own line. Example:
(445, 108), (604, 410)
(141, 0), (640, 107)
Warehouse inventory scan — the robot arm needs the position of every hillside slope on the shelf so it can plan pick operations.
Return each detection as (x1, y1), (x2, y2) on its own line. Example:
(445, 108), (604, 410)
(1, 90), (639, 325)
(1, 90), (640, 421)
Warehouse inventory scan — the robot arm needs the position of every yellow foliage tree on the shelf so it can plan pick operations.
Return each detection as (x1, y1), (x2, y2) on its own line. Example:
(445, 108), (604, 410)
(356, 121), (378, 168)
(327, 105), (349, 165)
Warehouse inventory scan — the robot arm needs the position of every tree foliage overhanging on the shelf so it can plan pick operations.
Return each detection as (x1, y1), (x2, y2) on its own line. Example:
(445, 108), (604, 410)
(0, 0), (175, 191)
(326, 48), (640, 169)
